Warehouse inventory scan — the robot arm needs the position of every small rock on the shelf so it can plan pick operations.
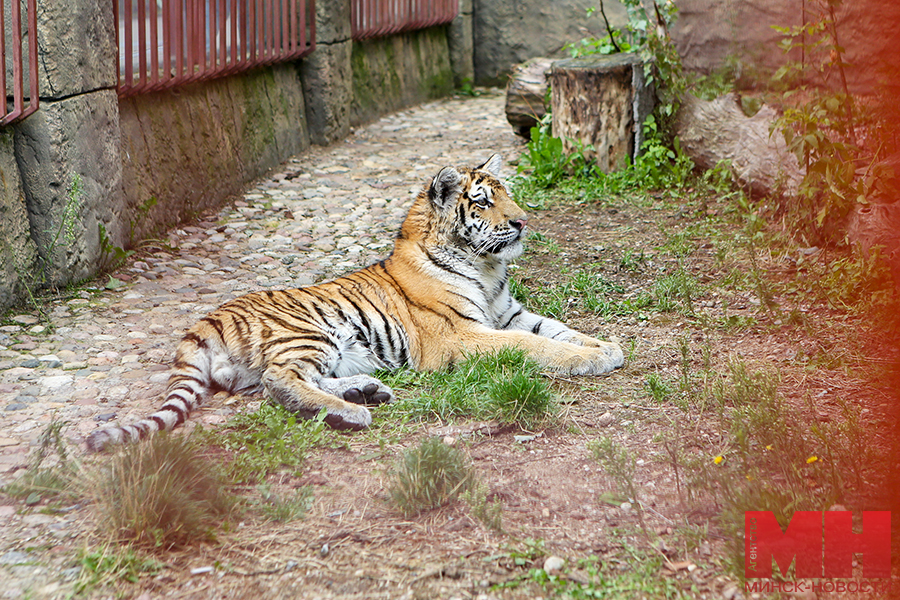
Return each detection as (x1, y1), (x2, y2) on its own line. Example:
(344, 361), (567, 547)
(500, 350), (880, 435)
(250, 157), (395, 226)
(190, 566), (214, 575)
(94, 413), (117, 422)
(620, 502), (632, 512)
(543, 556), (565, 574)
(20, 359), (39, 368)
(597, 411), (615, 427)
(11, 315), (38, 325)
(38, 355), (62, 368)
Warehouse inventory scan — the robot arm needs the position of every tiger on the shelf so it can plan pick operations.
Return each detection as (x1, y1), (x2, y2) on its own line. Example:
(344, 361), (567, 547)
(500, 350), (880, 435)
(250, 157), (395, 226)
(85, 154), (624, 452)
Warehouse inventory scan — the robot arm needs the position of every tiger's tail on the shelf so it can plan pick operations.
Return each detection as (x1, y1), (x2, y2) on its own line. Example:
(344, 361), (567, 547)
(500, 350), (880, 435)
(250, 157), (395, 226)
(85, 340), (212, 452)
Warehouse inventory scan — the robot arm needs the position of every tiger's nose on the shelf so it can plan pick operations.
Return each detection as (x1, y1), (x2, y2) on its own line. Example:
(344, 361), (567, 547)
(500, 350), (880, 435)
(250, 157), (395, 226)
(509, 218), (528, 231)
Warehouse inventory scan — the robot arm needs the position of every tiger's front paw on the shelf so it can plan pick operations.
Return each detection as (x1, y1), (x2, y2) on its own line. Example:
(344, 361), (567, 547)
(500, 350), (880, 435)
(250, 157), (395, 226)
(319, 375), (394, 406)
(557, 344), (624, 376)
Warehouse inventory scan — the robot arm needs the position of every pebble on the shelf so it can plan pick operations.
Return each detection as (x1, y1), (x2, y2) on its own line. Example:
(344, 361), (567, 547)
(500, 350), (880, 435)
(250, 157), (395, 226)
(543, 556), (565, 574)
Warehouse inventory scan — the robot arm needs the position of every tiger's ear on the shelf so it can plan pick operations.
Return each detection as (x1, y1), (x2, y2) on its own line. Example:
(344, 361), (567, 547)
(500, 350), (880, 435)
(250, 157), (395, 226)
(429, 166), (462, 209)
(476, 154), (502, 176)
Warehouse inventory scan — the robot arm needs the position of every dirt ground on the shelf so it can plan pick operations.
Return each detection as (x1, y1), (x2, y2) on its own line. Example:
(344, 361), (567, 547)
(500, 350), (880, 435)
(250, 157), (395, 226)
(5, 191), (900, 599)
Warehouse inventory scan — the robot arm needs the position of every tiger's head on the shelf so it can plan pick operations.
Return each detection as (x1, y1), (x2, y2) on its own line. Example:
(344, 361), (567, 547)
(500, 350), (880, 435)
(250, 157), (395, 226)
(400, 154), (528, 262)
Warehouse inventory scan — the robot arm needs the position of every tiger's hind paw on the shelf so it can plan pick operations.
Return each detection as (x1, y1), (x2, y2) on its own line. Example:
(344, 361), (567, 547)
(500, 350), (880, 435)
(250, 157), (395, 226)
(323, 408), (372, 431)
(318, 375), (394, 406)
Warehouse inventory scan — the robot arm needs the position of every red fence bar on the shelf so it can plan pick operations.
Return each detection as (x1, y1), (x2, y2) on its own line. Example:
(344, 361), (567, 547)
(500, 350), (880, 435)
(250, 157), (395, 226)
(351, 0), (458, 41)
(117, 0), (316, 98)
(0, 0), (39, 126)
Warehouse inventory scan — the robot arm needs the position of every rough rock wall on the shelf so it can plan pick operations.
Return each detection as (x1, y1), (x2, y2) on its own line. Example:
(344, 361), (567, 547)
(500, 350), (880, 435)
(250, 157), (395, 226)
(350, 27), (455, 127)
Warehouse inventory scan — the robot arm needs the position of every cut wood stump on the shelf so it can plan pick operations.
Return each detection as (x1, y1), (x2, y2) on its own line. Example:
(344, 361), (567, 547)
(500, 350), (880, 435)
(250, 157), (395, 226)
(549, 53), (655, 173)
(505, 57), (554, 138)
(674, 92), (804, 198)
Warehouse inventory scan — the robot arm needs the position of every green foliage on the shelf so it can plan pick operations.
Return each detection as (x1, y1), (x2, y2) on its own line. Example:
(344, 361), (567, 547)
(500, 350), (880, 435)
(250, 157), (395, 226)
(519, 118), (594, 189)
(771, 0), (892, 244)
(74, 544), (163, 596)
(200, 403), (330, 484)
(644, 372), (673, 403)
(86, 432), (235, 548)
(382, 349), (557, 429)
(387, 437), (476, 517)
(652, 268), (700, 314)
(516, 549), (688, 599)
(511, 263), (630, 321)
(565, 0), (685, 119)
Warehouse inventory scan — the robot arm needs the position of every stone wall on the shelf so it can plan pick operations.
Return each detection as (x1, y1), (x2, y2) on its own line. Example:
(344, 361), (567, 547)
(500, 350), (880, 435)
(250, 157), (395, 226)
(350, 28), (455, 126)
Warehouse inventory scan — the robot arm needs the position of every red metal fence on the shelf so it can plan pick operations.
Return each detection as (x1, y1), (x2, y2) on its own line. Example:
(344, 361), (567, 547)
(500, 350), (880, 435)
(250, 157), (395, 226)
(117, 0), (316, 98)
(0, 0), (39, 126)
(351, 0), (458, 40)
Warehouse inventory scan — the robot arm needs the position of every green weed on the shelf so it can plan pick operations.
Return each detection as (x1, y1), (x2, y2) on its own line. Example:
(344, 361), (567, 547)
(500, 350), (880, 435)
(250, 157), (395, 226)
(652, 269), (700, 314)
(589, 436), (646, 532)
(2, 418), (77, 506)
(200, 403), (330, 484)
(74, 544), (163, 596)
(255, 484), (313, 522)
(461, 481), (504, 532)
(387, 437), (476, 517)
(644, 372), (673, 404)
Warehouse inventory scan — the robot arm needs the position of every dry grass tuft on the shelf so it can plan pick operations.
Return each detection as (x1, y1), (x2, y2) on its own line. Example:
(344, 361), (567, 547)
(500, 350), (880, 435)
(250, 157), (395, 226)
(85, 432), (236, 549)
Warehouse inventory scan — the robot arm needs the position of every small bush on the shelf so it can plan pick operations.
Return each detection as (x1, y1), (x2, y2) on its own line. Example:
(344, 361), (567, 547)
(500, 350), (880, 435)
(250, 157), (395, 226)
(388, 437), (476, 517)
(86, 432), (235, 549)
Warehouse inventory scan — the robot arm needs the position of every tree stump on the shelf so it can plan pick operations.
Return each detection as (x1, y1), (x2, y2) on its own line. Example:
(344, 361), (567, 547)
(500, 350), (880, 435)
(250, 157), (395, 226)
(549, 53), (654, 173)
(674, 93), (804, 198)
(504, 57), (554, 138)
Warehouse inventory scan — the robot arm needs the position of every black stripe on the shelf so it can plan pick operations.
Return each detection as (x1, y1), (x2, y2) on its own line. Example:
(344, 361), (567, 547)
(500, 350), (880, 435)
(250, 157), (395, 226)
(440, 302), (480, 323)
(380, 266), (456, 327)
(425, 249), (483, 288)
(448, 291), (488, 321)
(532, 319), (544, 334)
(182, 332), (208, 349)
(161, 403), (187, 425)
(150, 415), (166, 431)
(502, 307), (524, 329)
(200, 316), (227, 341)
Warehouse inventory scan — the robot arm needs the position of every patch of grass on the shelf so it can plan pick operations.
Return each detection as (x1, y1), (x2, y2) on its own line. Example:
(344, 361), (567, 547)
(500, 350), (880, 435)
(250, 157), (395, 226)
(652, 269), (701, 314)
(255, 484), (313, 522)
(496, 540), (688, 599)
(387, 437), (476, 517)
(74, 544), (163, 596)
(644, 372), (674, 403)
(461, 480), (504, 532)
(86, 432), (235, 549)
(511, 264), (627, 321)
(381, 348), (557, 429)
(199, 403), (330, 484)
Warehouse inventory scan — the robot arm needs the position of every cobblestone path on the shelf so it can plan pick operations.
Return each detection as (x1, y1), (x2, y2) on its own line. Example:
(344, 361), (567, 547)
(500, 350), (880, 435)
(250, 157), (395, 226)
(0, 90), (524, 595)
